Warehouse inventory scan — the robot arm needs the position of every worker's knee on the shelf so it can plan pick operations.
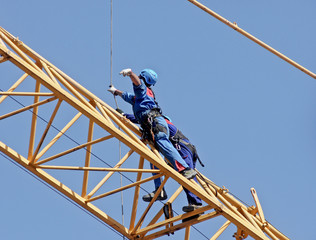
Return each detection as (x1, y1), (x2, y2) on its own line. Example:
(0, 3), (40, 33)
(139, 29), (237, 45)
(154, 131), (168, 143)
(152, 117), (169, 136)
(153, 123), (167, 135)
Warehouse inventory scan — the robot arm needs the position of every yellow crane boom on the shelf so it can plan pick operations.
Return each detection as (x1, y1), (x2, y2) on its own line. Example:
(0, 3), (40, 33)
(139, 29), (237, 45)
(0, 26), (288, 240)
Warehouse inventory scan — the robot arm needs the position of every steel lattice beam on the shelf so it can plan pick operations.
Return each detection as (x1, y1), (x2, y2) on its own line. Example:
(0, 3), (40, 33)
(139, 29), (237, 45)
(0, 26), (288, 240)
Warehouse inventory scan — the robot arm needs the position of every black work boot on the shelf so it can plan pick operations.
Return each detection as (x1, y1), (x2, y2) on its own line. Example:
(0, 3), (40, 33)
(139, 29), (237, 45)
(180, 168), (197, 180)
(182, 204), (203, 212)
(182, 204), (203, 222)
(142, 188), (168, 202)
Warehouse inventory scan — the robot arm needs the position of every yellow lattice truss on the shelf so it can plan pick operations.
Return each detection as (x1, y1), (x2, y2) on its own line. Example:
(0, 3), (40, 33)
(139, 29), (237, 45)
(0, 26), (288, 240)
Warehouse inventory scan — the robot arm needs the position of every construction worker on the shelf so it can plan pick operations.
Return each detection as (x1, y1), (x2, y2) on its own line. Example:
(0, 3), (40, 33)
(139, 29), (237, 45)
(107, 68), (197, 182)
(120, 111), (203, 212)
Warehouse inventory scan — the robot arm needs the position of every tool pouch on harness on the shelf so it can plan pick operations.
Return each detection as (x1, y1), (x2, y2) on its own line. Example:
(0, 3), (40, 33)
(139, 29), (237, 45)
(170, 130), (205, 167)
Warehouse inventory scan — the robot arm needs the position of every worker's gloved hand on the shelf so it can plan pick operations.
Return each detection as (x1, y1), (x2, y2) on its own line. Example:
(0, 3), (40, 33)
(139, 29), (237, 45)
(108, 85), (118, 95)
(116, 108), (125, 115)
(119, 68), (132, 77)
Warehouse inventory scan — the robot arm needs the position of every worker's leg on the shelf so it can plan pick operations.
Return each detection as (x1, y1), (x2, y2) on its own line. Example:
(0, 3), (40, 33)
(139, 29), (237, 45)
(142, 163), (167, 202)
(151, 163), (162, 189)
(182, 155), (202, 206)
(183, 182), (202, 205)
(153, 117), (189, 170)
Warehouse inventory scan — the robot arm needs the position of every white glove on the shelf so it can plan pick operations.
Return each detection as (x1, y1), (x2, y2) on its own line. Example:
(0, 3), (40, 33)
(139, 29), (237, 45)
(107, 85), (117, 95)
(119, 68), (132, 77)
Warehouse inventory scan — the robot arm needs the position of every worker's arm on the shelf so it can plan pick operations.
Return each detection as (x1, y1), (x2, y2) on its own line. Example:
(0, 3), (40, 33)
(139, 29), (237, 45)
(116, 90), (123, 96)
(108, 86), (123, 96)
(120, 68), (141, 86)
(108, 86), (136, 106)
(124, 113), (139, 123)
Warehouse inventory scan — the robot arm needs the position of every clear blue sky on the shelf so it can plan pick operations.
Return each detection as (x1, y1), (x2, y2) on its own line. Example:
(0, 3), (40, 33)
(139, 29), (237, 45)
(1, 0), (315, 239)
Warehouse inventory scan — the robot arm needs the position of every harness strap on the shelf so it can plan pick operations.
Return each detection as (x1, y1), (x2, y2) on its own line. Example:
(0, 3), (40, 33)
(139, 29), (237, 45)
(171, 130), (205, 167)
(140, 108), (163, 143)
(193, 150), (205, 167)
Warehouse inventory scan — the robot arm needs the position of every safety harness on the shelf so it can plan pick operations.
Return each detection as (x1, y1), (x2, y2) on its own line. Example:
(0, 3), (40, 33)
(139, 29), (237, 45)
(170, 129), (205, 167)
(140, 108), (164, 144)
(139, 86), (204, 167)
(139, 86), (166, 144)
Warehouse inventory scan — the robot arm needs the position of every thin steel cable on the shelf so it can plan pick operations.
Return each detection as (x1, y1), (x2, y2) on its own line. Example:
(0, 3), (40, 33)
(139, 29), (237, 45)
(109, 0), (119, 110)
(110, 0), (113, 87)
(109, 1), (124, 237)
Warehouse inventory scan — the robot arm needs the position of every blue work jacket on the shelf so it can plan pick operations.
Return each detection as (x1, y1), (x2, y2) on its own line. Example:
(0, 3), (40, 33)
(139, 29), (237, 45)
(121, 80), (158, 123)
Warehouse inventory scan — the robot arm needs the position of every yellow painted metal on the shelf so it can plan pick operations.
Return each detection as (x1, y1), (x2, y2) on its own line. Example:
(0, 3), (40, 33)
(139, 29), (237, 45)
(0, 27), (289, 240)
(35, 112), (83, 161)
(0, 96), (58, 120)
(82, 118), (95, 197)
(185, 226), (191, 240)
(28, 81), (41, 160)
(210, 220), (231, 240)
(0, 32), (42, 72)
(146, 186), (183, 227)
(141, 211), (220, 240)
(87, 174), (165, 203)
(132, 176), (170, 234)
(87, 149), (135, 199)
(50, 67), (100, 114)
(37, 165), (161, 173)
(0, 141), (129, 237)
(197, 171), (289, 240)
(251, 188), (266, 223)
(240, 207), (265, 235)
(137, 205), (213, 237)
(31, 99), (63, 164)
(95, 101), (115, 127)
(0, 92), (54, 96)
(36, 135), (114, 165)
(187, 0), (316, 80)
(40, 60), (61, 86)
(0, 73), (28, 104)
(129, 157), (145, 231)
(263, 227), (279, 240)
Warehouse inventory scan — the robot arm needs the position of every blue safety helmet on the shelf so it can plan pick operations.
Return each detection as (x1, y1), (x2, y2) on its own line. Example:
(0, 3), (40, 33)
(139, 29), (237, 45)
(139, 69), (158, 86)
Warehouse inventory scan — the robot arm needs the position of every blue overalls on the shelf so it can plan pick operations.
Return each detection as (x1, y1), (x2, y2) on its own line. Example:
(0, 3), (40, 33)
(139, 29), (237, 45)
(124, 113), (202, 206)
(121, 80), (190, 171)
(162, 120), (202, 205)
